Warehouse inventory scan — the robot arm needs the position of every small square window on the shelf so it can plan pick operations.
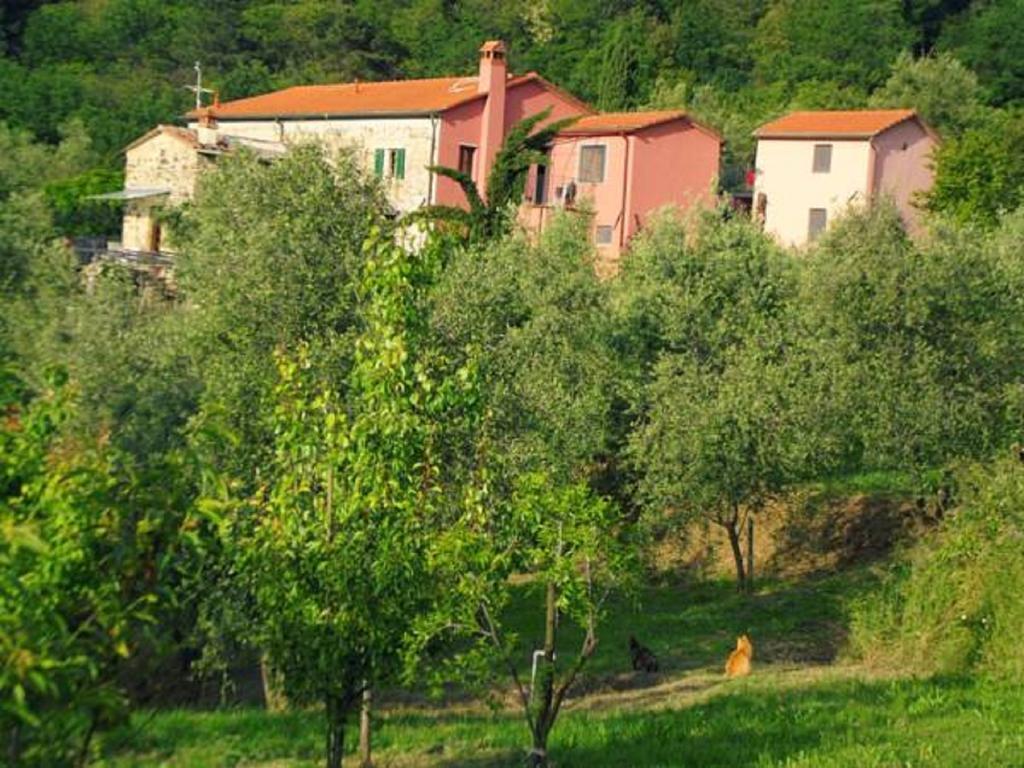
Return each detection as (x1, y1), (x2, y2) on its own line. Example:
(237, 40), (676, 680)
(808, 208), (828, 241)
(812, 144), (832, 173)
(595, 225), (614, 245)
(579, 145), (606, 183)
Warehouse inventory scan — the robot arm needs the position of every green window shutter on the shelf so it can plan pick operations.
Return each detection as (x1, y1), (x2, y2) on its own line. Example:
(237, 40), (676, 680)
(373, 149), (385, 177)
(395, 148), (406, 180)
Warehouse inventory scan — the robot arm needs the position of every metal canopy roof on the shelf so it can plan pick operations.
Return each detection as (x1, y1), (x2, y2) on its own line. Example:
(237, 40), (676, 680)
(88, 187), (171, 201)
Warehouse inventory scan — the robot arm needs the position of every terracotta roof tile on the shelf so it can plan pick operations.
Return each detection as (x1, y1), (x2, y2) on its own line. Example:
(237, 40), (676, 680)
(191, 75), (546, 119)
(199, 77), (480, 118)
(560, 110), (721, 140)
(755, 109), (919, 138)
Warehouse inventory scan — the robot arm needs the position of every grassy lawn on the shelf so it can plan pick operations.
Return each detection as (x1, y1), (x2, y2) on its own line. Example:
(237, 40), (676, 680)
(99, 670), (1023, 767)
(97, 568), (1024, 767)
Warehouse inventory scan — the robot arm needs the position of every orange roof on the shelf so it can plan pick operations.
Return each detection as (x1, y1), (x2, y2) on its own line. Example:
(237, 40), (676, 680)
(190, 73), (554, 120)
(755, 109), (920, 138)
(560, 110), (721, 140)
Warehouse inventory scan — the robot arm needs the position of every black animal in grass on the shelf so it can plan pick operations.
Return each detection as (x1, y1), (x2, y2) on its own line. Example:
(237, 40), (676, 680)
(628, 634), (659, 673)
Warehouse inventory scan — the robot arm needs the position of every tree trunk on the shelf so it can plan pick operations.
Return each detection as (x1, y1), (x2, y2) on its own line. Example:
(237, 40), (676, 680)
(528, 727), (550, 768)
(528, 581), (558, 768)
(325, 696), (346, 768)
(260, 652), (288, 712)
(8, 724), (20, 767)
(358, 687), (372, 767)
(746, 515), (755, 593)
(75, 712), (97, 768)
(725, 518), (746, 590)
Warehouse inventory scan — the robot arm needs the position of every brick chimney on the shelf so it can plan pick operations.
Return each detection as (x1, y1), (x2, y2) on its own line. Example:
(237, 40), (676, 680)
(477, 40), (507, 199)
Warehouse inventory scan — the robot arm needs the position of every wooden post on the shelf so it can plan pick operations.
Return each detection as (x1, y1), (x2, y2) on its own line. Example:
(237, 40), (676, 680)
(359, 686), (372, 767)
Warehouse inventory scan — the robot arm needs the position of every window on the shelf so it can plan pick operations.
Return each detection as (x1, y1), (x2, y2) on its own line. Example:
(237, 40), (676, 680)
(458, 145), (476, 176)
(595, 225), (614, 245)
(812, 144), (832, 173)
(534, 160), (548, 204)
(808, 208), (828, 241)
(578, 145), (606, 183)
(373, 148), (406, 180)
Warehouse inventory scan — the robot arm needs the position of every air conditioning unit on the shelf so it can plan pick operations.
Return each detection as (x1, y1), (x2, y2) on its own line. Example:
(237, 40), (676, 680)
(555, 180), (577, 208)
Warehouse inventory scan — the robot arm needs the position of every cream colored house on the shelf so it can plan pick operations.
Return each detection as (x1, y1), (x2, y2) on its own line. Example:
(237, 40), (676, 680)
(752, 110), (938, 247)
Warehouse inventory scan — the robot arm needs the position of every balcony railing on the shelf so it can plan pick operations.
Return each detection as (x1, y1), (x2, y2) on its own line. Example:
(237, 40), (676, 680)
(71, 238), (174, 269)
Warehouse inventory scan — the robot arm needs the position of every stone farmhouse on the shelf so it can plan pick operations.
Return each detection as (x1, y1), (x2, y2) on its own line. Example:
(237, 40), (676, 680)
(109, 41), (722, 266)
(751, 109), (938, 247)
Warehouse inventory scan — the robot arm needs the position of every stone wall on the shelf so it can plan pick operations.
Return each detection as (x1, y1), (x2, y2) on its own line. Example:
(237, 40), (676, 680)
(189, 117), (438, 213)
(121, 130), (201, 252)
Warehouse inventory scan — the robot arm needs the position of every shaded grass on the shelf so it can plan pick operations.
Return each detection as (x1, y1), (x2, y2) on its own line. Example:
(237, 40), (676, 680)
(100, 672), (1024, 767)
(500, 569), (878, 685)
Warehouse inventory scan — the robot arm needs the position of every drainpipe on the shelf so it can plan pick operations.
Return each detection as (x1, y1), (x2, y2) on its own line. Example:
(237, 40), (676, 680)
(427, 113), (439, 205)
(618, 133), (631, 249)
(865, 138), (878, 206)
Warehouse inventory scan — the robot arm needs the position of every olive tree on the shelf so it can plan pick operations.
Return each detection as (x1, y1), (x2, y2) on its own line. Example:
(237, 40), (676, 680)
(417, 214), (638, 765)
(616, 211), (811, 589)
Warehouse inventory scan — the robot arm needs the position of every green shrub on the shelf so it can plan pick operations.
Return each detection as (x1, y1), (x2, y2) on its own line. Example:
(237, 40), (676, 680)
(847, 459), (1024, 679)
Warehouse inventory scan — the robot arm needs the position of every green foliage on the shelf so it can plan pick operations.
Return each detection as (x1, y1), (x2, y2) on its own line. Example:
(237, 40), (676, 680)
(752, 0), (913, 91)
(595, 9), (657, 111)
(430, 211), (622, 488)
(177, 144), (387, 482)
(225, 228), (479, 766)
(620, 212), (818, 585)
(925, 109), (1024, 227)
(870, 51), (984, 136)
(848, 459), (1024, 679)
(938, 0), (1024, 105)
(0, 375), (199, 766)
(800, 202), (1024, 471)
(43, 167), (123, 237)
(418, 470), (638, 765)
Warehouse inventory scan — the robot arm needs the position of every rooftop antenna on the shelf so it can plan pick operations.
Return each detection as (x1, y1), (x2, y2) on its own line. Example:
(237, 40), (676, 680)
(184, 61), (215, 110)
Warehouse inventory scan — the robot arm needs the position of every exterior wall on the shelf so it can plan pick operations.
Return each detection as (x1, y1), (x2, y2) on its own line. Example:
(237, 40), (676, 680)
(435, 80), (589, 207)
(627, 122), (720, 237)
(188, 116), (438, 212)
(753, 138), (872, 247)
(522, 121), (720, 266)
(121, 132), (201, 252)
(871, 119), (936, 236)
(544, 133), (630, 257)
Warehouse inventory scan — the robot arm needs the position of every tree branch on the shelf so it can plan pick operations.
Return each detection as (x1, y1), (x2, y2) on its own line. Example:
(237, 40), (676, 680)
(477, 602), (535, 736)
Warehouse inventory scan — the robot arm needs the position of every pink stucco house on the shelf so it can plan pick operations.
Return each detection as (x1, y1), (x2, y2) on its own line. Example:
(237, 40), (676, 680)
(752, 110), (938, 247)
(112, 41), (721, 265)
(523, 111), (721, 264)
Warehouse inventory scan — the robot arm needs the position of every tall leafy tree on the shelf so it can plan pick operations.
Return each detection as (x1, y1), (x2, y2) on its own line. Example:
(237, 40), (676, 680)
(752, 0), (912, 91)
(939, 0), (1024, 105)
(870, 52), (984, 137)
(925, 109), (1024, 227)
(617, 212), (814, 588)
(227, 229), (478, 768)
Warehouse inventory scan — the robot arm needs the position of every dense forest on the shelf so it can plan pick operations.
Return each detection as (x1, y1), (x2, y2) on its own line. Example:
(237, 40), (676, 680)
(4, 3), (1024, 768)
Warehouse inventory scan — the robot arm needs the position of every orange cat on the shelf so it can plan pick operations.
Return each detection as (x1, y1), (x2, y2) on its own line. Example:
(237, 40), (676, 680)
(724, 634), (753, 678)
